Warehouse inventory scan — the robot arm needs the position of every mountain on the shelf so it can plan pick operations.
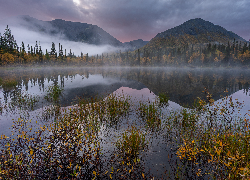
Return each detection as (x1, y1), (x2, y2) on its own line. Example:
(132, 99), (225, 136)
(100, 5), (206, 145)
(19, 15), (123, 46)
(48, 19), (123, 46)
(144, 18), (246, 49)
(123, 39), (149, 51)
(14, 16), (150, 49)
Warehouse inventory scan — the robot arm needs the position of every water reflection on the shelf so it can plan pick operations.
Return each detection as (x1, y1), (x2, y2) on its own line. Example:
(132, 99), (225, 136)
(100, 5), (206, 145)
(1, 67), (249, 136)
(1, 67), (250, 179)
(0, 67), (249, 107)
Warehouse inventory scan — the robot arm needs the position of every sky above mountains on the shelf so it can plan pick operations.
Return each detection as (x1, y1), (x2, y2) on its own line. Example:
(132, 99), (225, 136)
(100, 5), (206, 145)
(0, 0), (249, 42)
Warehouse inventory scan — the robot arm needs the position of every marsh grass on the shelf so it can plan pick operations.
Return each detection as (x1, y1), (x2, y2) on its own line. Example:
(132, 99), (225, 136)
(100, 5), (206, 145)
(116, 126), (147, 160)
(9, 91), (40, 111)
(175, 94), (250, 179)
(0, 113), (102, 179)
(103, 94), (130, 122)
(138, 102), (162, 131)
(158, 92), (169, 107)
(44, 84), (63, 104)
(1, 86), (250, 179)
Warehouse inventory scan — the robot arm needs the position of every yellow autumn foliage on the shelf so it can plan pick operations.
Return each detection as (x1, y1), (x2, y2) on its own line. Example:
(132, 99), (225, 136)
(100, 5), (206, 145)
(0, 52), (15, 65)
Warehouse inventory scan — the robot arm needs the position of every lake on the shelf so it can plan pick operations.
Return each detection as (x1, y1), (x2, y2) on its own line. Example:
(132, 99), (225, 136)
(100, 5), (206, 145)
(1, 66), (250, 179)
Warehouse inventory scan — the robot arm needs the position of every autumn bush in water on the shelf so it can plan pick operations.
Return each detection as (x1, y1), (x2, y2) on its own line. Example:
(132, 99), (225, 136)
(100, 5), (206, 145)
(0, 89), (148, 179)
(1, 85), (250, 179)
(176, 94), (250, 179)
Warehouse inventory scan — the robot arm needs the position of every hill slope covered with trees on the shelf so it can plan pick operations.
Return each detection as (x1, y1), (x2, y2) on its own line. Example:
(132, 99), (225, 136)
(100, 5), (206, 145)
(0, 18), (250, 67)
(133, 18), (250, 66)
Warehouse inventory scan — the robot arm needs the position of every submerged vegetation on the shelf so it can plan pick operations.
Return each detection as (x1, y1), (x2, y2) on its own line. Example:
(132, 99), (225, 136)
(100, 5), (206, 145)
(0, 74), (250, 179)
(44, 84), (63, 104)
(116, 126), (146, 160)
(138, 102), (162, 130)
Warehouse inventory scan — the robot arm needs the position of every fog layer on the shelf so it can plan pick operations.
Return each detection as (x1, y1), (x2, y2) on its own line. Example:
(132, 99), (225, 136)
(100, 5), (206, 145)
(0, 16), (121, 56)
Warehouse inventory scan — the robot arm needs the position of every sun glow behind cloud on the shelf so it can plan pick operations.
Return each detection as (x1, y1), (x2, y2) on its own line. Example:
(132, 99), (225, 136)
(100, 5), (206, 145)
(73, 0), (81, 6)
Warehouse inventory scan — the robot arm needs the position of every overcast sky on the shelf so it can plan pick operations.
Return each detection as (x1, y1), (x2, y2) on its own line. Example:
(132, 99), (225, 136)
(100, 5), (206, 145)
(0, 0), (249, 42)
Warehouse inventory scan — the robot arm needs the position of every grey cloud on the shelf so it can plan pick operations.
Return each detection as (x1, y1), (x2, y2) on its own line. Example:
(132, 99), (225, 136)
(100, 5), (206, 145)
(0, 0), (82, 21)
(0, 0), (249, 42)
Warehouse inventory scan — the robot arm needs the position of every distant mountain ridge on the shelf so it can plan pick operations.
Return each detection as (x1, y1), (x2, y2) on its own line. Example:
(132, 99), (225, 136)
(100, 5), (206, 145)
(20, 15), (123, 46)
(156, 18), (245, 41)
(145, 18), (246, 50)
(123, 39), (149, 51)
(12, 16), (149, 50)
(1, 16), (246, 52)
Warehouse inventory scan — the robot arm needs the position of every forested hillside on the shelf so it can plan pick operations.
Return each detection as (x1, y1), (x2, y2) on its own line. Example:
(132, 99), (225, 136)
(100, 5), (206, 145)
(0, 18), (250, 67)
(133, 18), (250, 66)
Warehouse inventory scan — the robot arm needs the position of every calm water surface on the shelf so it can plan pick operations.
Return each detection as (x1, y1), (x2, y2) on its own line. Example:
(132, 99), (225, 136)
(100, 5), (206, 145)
(1, 66), (250, 178)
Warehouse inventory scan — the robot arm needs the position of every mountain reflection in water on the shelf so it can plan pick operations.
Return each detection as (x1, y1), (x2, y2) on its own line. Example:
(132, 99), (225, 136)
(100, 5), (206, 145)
(0, 67), (249, 107)
(1, 67), (250, 179)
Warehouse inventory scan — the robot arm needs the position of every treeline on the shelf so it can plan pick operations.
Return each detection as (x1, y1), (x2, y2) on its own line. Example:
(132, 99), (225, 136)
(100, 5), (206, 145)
(132, 37), (250, 67)
(0, 25), (90, 66)
(99, 39), (250, 67)
(1, 25), (250, 67)
(0, 25), (129, 66)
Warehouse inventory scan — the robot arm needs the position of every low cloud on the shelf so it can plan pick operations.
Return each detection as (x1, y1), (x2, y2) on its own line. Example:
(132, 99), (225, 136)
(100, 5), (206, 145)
(0, 17), (121, 56)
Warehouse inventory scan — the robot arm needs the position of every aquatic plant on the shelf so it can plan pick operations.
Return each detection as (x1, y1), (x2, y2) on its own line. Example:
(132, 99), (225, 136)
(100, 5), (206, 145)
(75, 93), (130, 128)
(9, 91), (39, 111)
(102, 93), (130, 125)
(116, 126), (147, 160)
(138, 102), (161, 130)
(158, 92), (169, 107)
(1, 86), (250, 179)
(180, 109), (198, 131)
(44, 84), (63, 104)
(175, 93), (250, 179)
(0, 110), (102, 179)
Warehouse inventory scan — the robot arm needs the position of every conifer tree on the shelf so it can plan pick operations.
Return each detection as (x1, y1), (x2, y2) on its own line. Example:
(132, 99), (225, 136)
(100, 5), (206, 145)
(59, 44), (63, 57)
(21, 41), (25, 52)
(0, 25), (17, 53)
(242, 42), (248, 53)
(138, 49), (140, 66)
(31, 46), (33, 55)
(50, 42), (56, 55)
(233, 38), (235, 53)
(27, 44), (30, 54)
(35, 41), (39, 54)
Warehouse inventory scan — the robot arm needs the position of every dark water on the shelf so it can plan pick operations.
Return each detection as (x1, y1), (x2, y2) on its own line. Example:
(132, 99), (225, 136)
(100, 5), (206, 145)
(1, 66), (250, 178)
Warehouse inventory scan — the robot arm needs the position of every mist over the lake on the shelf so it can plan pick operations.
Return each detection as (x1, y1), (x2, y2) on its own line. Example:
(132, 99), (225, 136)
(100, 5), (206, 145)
(0, 16), (122, 56)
